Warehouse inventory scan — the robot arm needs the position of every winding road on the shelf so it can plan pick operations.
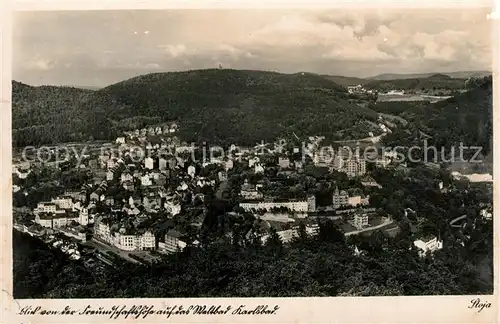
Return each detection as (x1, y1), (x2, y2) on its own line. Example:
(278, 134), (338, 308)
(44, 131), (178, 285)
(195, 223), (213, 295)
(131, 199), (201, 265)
(344, 218), (394, 236)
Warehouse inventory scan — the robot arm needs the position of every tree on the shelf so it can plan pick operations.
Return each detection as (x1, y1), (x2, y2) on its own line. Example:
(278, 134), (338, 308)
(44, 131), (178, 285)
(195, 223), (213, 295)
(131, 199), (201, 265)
(317, 219), (344, 243)
(265, 228), (283, 252)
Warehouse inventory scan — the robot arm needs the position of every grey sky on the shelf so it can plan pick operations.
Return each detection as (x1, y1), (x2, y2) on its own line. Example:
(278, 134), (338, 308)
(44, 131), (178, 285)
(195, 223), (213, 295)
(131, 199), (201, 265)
(14, 9), (492, 87)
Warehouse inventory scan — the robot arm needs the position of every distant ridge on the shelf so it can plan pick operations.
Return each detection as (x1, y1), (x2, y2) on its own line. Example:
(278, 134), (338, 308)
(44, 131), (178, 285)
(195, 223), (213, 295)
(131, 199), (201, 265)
(69, 85), (101, 90)
(369, 71), (491, 80)
(320, 75), (371, 87)
(427, 73), (452, 79)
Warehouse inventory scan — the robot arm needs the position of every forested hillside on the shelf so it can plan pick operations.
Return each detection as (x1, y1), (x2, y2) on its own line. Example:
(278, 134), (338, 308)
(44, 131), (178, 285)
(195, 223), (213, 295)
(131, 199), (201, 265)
(364, 74), (466, 91)
(369, 71), (490, 80)
(12, 69), (379, 147)
(320, 75), (372, 86)
(12, 81), (97, 146)
(14, 210), (492, 298)
(377, 76), (492, 157)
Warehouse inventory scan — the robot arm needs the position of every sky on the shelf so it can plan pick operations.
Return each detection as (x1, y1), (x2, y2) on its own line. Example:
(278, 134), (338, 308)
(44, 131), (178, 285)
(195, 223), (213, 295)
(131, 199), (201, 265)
(13, 8), (492, 87)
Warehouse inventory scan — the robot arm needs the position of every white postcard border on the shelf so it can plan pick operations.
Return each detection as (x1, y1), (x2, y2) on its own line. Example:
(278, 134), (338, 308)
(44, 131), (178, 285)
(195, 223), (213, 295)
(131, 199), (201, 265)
(1, 0), (499, 323)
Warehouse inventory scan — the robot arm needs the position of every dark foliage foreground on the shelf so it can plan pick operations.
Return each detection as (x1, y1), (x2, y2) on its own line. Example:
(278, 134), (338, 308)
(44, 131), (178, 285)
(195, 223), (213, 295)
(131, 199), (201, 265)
(13, 217), (492, 298)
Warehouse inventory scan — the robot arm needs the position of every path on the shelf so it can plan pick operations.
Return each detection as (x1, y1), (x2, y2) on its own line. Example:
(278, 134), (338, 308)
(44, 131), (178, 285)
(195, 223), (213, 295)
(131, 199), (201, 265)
(344, 218), (394, 236)
(377, 113), (408, 127)
(449, 214), (467, 228)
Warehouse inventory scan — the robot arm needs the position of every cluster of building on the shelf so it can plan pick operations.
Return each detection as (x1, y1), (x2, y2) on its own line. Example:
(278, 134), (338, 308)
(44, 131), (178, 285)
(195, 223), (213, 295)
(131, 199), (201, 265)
(347, 85), (376, 95)
(331, 187), (370, 209)
(16, 121), (489, 265)
(312, 149), (366, 177)
(18, 129), (384, 259)
(34, 197), (87, 234)
(122, 123), (179, 140)
(239, 199), (314, 213)
(94, 217), (156, 251)
(260, 224), (319, 244)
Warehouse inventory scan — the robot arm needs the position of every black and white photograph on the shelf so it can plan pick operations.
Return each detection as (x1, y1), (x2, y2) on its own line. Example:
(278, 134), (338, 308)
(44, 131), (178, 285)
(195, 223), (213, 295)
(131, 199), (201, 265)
(9, 4), (495, 308)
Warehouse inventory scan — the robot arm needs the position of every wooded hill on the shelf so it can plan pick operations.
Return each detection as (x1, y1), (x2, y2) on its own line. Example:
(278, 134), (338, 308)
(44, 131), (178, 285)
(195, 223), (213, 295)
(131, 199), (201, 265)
(12, 70), (491, 148)
(13, 69), (379, 147)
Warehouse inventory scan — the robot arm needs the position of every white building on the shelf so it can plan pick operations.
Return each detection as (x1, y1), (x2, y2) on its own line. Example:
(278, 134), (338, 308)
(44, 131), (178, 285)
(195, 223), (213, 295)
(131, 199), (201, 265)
(464, 173), (493, 183)
(332, 187), (349, 209)
(35, 214), (54, 228)
(162, 230), (187, 253)
(35, 202), (57, 214)
(348, 196), (361, 207)
(239, 201), (308, 212)
(144, 157), (154, 170)
(107, 159), (117, 170)
(261, 225), (319, 244)
(116, 137), (126, 144)
(278, 157), (290, 169)
(159, 158), (168, 171)
(218, 171), (227, 182)
(141, 174), (153, 186)
(35, 212), (78, 229)
(177, 182), (189, 191)
(348, 196), (369, 207)
(95, 221), (155, 251)
(254, 163), (264, 174)
(294, 161), (303, 170)
(79, 207), (89, 225)
(121, 172), (133, 183)
(225, 160), (234, 171)
(313, 150), (335, 167)
(480, 209), (493, 220)
(341, 158), (366, 177)
(351, 213), (369, 229)
(240, 180), (263, 200)
(248, 157), (259, 168)
(51, 197), (75, 210)
(307, 195), (316, 212)
(164, 201), (182, 216)
(113, 231), (155, 251)
(413, 236), (443, 257)
(187, 165), (196, 178)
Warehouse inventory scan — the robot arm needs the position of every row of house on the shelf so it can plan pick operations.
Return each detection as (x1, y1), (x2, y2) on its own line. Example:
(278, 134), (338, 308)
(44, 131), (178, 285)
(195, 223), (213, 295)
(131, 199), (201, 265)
(260, 224), (319, 244)
(123, 124), (179, 139)
(94, 217), (156, 251)
(239, 199), (314, 213)
(94, 216), (188, 253)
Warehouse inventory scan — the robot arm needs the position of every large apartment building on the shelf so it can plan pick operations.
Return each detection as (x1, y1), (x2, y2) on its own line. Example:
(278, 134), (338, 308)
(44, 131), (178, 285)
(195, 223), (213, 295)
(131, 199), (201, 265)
(94, 219), (156, 251)
(35, 212), (79, 228)
(332, 187), (349, 209)
(350, 213), (369, 229)
(159, 230), (187, 253)
(239, 200), (309, 212)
